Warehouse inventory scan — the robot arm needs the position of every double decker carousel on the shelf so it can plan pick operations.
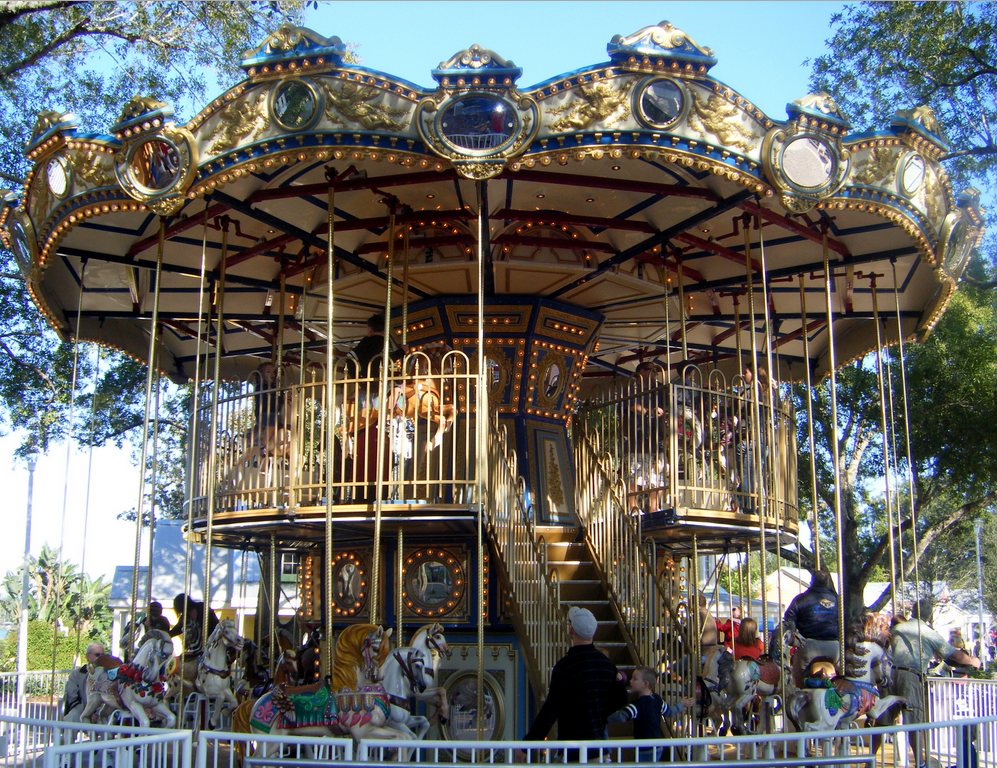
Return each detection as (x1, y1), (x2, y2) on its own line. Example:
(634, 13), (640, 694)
(1, 20), (985, 743)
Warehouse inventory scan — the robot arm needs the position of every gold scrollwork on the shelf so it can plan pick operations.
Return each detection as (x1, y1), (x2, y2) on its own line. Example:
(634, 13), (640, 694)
(546, 444), (565, 507)
(686, 88), (759, 154)
(919, 164), (943, 222)
(29, 172), (52, 226)
(852, 146), (896, 186)
(204, 91), (270, 155)
(320, 81), (410, 132)
(117, 96), (168, 126)
(483, 351), (513, 406)
(71, 148), (114, 189)
(453, 161), (503, 180)
(546, 80), (634, 133)
(792, 91), (846, 121)
(612, 21), (714, 58)
(898, 104), (941, 135)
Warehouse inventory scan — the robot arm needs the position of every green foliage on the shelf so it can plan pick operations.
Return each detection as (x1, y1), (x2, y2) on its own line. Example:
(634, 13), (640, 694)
(808, 1), (996, 195)
(0, 620), (78, 672)
(0, 547), (112, 654)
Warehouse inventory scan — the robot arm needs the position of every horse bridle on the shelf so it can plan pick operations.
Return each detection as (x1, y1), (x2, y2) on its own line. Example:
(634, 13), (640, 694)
(427, 632), (451, 660)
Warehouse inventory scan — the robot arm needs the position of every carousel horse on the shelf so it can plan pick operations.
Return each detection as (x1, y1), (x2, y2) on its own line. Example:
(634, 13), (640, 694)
(195, 619), (246, 728)
(696, 644), (733, 734)
(726, 655), (783, 734)
(788, 614), (906, 741)
(249, 624), (402, 749)
(80, 630), (176, 728)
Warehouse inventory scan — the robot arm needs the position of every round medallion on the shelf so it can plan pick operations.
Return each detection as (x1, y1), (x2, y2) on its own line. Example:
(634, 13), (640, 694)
(439, 95), (518, 154)
(781, 136), (835, 190)
(331, 552), (368, 618)
(899, 153), (926, 197)
(403, 548), (465, 618)
(941, 213), (972, 277)
(271, 79), (319, 131)
(441, 670), (505, 746)
(46, 156), (70, 198)
(129, 138), (181, 193)
(9, 219), (33, 272)
(536, 351), (567, 408)
(637, 78), (686, 128)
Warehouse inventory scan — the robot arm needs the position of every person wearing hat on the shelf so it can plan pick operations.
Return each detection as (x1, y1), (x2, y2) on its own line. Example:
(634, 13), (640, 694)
(518, 606), (627, 761)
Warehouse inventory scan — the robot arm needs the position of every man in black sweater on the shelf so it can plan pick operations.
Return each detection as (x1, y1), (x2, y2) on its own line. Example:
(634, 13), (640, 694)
(783, 569), (839, 684)
(520, 606), (627, 760)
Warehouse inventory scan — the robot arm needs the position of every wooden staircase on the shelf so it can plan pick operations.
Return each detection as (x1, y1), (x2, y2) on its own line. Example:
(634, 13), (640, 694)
(538, 525), (639, 678)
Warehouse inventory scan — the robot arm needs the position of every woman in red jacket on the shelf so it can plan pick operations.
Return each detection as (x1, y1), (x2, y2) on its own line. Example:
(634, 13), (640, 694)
(733, 618), (765, 660)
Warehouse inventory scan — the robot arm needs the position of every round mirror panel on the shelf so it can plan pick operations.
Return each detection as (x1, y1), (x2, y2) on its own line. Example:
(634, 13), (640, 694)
(9, 220), (32, 271)
(484, 354), (502, 396)
(407, 560), (453, 607)
(46, 156), (69, 198)
(943, 218), (969, 275)
(782, 137), (835, 190)
(442, 671), (504, 744)
(639, 79), (685, 127)
(542, 363), (561, 400)
(130, 139), (180, 192)
(900, 154), (926, 197)
(272, 79), (318, 130)
(439, 96), (517, 152)
(331, 553), (368, 617)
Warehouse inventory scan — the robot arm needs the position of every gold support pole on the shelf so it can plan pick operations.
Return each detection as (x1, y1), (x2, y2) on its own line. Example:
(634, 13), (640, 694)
(402, 222), (411, 348)
(475, 179), (488, 738)
(180, 205), (212, 690)
(757, 214), (778, 647)
(822, 230), (846, 666)
(147, 352), (161, 607)
(372, 200), (397, 625)
(203, 218), (229, 652)
(677, 257), (688, 361)
(270, 533), (278, 680)
(128, 218), (166, 662)
(870, 277), (898, 614)
(324, 171), (337, 680)
(799, 275), (821, 570)
(397, 530), (404, 649)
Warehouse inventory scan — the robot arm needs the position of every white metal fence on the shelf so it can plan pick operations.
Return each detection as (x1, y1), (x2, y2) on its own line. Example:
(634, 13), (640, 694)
(195, 730), (352, 768)
(0, 715), (170, 768)
(0, 671), (70, 720)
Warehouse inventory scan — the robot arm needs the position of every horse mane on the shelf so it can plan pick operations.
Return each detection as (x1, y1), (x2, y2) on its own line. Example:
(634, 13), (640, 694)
(332, 624), (389, 692)
(844, 613), (889, 677)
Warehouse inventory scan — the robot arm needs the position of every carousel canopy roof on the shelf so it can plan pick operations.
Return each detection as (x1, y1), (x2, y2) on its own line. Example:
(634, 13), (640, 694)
(0, 22), (985, 382)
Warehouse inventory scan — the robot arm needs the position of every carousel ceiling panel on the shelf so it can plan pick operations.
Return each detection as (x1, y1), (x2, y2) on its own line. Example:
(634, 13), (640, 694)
(495, 262), (584, 296)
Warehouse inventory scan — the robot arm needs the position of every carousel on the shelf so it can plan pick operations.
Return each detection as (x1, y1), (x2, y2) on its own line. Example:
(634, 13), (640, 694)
(0, 19), (985, 747)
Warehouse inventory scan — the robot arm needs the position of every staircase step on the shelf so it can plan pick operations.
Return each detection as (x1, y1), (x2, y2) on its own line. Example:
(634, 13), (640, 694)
(549, 560), (599, 580)
(534, 525), (580, 544)
(545, 541), (589, 560)
(558, 580), (605, 601)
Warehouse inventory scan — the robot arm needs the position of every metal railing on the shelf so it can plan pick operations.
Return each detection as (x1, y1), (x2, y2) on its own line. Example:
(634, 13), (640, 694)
(358, 715), (997, 766)
(0, 714), (170, 768)
(44, 730), (191, 768)
(485, 414), (570, 697)
(0, 671), (70, 720)
(188, 352), (478, 517)
(196, 730), (352, 768)
(573, 427), (689, 685)
(578, 365), (798, 525)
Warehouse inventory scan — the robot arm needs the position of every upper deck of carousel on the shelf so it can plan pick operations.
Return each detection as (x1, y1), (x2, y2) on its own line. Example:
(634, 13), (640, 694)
(0, 21), (984, 385)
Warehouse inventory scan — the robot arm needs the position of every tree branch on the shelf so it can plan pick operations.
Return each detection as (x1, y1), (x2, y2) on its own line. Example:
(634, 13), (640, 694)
(0, 337), (57, 396)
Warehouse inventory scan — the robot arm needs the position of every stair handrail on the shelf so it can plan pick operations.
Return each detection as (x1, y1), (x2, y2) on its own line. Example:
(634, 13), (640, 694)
(574, 425), (690, 670)
(484, 414), (569, 697)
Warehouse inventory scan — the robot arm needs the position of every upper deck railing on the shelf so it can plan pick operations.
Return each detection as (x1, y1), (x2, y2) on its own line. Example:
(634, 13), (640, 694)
(577, 365), (799, 533)
(187, 351), (479, 520)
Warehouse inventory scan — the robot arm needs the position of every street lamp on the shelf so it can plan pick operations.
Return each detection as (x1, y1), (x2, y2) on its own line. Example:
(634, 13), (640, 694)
(975, 519), (987, 671)
(16, 454), (37, 721)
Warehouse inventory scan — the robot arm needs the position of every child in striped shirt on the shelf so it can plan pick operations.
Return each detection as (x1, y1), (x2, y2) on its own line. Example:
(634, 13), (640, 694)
(608, 666), (693, 762)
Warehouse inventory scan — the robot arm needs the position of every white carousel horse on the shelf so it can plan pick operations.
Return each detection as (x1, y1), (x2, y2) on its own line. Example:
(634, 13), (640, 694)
(81, 630), (176, 728)
(726, 655), (783, 734)
(697, 647), (732, 734)
(788, 614), (906, 742)
(195, 618), (246, 728)
(405, 622), (453, 683)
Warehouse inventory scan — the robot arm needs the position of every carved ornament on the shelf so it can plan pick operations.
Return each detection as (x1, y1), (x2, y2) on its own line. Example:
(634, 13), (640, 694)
(546, 79), (634, 133)
(611, 21), (714, 58)
(204, 91), (270, 155)
(71, 148), (114, 189)
(686, 88), (759, 154)
(852, 146), (896, 186)
(320, 81), (410, 132)
(117, 96), (169, 126)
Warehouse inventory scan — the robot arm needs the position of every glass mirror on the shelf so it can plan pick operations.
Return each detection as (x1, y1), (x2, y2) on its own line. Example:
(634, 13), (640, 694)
(272, 80), (318, 130)
(130, 139), (180, 191)
(542, 363), (561, 399)
(900, 154), (925, 197)
(782, 137), (834, 189)
(440, 96), (517, 152)
(639, 79), (684, 127)
(407, 560), (453, 606)
(46, 156), (69, 197)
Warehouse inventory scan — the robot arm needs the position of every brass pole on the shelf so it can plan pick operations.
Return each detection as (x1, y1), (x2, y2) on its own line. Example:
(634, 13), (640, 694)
(203, 218), (229, 652)
(822, 230), (846, 666)
(870, 277), (898, 614)
(372, 200), (397, 624)
(128, 218), (166, 662)
(270, 533), (278, 680)
(799, 275), (821, 570)
(181, 206), (211, 690)
(475, 179), (488, 738)
(147, 348), (161, 608)
(677, 256), (688, 361)
(397, 529), (404, 649)
(757, 212), (778, 647)
(324, 171), (337, 680)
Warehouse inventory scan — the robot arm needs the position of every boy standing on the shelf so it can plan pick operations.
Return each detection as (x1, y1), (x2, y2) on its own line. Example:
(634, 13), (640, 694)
(608, 666), (692, 762)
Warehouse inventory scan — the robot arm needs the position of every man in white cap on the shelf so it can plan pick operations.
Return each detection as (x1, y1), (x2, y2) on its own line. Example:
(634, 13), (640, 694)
(520, 605), (627, 759)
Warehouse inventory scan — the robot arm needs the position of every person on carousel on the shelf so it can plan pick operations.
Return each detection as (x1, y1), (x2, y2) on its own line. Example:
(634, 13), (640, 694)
(732, 617), (765, 661)
(60, 642), (104, 723)
(717, 605), (742, 651)
(783, 569), (839, 686)
(169, 593), (220, 657)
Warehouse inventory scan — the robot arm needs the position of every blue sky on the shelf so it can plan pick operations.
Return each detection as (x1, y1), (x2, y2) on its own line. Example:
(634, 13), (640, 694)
(1, 2), (848, 581)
